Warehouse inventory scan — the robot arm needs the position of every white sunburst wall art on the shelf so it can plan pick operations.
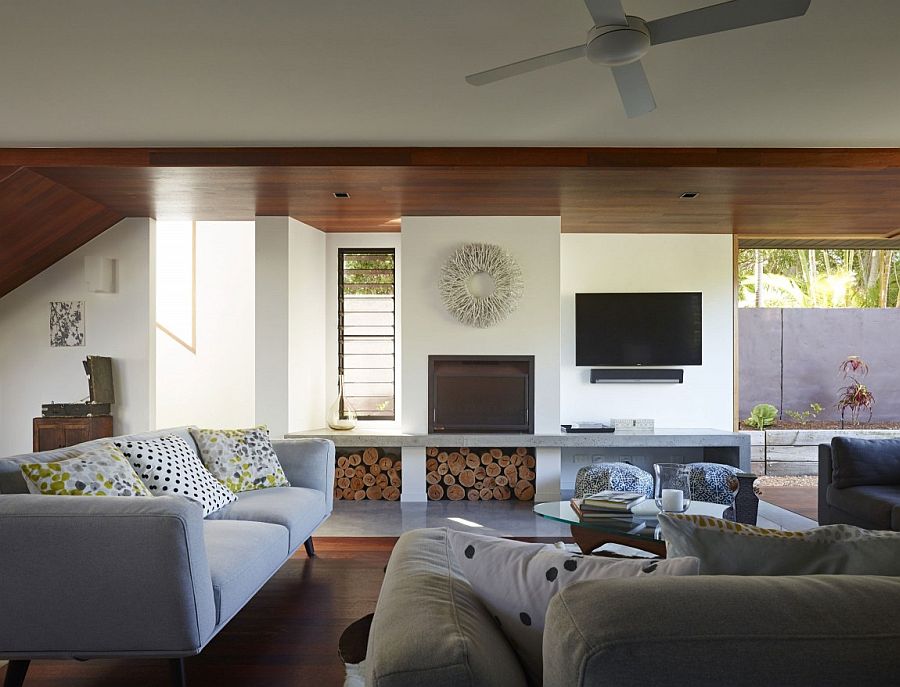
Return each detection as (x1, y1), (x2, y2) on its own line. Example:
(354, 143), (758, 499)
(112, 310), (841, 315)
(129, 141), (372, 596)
(439, 243), (525, 329)
(49, 301), (85, 347)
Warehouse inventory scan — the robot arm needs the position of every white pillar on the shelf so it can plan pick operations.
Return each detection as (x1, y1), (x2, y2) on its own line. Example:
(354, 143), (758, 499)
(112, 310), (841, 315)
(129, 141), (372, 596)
(401, 446), (427, 502)
(535, 446), (562, 503)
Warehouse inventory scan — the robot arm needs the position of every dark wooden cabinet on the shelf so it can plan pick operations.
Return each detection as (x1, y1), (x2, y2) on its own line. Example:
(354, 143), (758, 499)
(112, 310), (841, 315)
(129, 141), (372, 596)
(32, 416), (114, 452)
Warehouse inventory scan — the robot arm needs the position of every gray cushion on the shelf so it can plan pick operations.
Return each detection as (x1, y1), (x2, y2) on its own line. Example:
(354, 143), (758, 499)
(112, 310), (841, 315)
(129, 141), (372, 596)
(831, 436), (900, 488)
(658, 514), (900, 575)
(827, 484), (900, 530)
(544, 575), (900, 687)
(205, 486), (328, 555)
(0, 427), (199, 494)
(366, 528), (527, 687)
(203, 520), (289, 626)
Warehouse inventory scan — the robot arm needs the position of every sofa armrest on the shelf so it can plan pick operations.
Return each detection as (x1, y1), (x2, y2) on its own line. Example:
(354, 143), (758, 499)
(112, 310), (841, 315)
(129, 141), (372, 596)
(272, 439), (335, 512)
(544, 575), (900, 687)
(366, 528), (527, 687)
(0, 495), (216, 659)
(818, 443), (833, 525)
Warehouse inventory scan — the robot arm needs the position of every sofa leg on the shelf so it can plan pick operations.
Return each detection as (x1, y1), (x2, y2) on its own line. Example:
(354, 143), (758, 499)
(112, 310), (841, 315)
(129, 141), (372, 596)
(3, 660), (30, 687)
(304, 537), (316, 557)
(169, 658), (186, 687)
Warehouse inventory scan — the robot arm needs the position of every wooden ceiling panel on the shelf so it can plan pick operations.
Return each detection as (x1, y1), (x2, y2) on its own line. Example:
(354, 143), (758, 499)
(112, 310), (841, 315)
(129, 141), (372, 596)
(0, 168), (123, 297)
(34, 163), (900, 237)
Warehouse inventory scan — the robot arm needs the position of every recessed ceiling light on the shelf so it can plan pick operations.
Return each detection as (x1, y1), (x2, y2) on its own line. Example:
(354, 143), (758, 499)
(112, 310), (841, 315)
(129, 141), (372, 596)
(333, 192), (350, 198)
(679, 192), (700, 199)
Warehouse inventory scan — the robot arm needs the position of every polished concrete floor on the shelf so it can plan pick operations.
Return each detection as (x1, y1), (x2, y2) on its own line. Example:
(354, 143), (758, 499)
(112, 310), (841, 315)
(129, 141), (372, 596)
(317, 494), (817, 537)
(318, 498), (574, 537)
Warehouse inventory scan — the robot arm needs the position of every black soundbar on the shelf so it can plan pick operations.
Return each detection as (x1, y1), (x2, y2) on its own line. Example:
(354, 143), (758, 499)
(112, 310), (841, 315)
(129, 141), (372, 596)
(590, 369), (683, 384)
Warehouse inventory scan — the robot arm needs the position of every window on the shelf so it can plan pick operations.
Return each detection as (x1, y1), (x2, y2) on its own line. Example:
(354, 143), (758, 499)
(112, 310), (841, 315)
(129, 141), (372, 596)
(338, 249), (395, 420)
(155, 220), (196, 352)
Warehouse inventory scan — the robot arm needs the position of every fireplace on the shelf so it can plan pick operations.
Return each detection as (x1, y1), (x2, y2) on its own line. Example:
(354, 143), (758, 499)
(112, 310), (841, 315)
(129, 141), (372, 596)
(428, 355), (535, 433)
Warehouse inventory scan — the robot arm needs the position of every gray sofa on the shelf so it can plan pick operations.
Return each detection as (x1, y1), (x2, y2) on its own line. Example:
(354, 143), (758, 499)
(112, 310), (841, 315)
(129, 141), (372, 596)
(819, 437), (900, 530)
(366, 528), (900, 687)
(0, 427), (335, 687)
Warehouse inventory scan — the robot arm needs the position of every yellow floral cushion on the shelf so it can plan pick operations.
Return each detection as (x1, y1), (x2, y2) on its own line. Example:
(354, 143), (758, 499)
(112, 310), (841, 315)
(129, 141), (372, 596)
(20, 443), (152, 497)
(189, 425), (290, 493)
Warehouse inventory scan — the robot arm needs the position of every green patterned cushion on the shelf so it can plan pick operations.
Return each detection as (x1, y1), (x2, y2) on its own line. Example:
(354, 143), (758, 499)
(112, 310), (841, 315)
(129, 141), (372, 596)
(20, 443), (152, 497)
(189, 425), (290, 493)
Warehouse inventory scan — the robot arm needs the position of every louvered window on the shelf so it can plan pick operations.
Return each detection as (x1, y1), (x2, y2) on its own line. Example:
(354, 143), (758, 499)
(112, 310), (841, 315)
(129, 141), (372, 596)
(338, 249), (395, 420)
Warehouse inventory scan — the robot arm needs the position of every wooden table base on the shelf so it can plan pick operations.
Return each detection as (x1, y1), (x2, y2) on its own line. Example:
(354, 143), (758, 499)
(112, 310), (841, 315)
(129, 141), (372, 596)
(570, 524), (667, 558)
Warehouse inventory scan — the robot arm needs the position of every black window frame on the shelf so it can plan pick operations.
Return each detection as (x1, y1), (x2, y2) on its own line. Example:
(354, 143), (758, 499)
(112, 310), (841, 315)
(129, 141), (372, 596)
(337, 247), (396, 421)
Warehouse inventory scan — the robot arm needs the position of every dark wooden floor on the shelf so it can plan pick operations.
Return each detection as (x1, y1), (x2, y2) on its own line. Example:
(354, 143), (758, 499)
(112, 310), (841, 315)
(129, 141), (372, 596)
(2, 538), (396, 687)
(757, 486), (818, 520)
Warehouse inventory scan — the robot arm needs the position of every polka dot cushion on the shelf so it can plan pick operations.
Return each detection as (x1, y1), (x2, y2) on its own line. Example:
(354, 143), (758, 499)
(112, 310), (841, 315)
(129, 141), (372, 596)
(574, 462), (654, 498)
(114, 435), (237, 516)
(447, 529), (699, 684)
(686, 463), (741, 505)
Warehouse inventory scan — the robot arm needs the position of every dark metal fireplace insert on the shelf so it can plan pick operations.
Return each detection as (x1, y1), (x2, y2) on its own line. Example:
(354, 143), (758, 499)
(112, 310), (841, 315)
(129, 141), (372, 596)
(428, 355), (535, 433)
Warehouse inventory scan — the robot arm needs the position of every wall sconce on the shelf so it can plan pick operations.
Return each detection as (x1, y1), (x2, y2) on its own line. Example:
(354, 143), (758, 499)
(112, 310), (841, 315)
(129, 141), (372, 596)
(85, 256), (116, 293)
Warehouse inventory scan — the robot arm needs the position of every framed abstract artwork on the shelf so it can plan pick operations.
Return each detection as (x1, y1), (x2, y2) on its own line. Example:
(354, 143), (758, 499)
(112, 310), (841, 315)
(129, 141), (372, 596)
(49, 301), (85, 347)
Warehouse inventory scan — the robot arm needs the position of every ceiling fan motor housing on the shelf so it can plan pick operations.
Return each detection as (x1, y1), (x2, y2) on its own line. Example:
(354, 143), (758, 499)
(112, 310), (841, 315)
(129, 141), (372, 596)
(586, 16), (650, 66)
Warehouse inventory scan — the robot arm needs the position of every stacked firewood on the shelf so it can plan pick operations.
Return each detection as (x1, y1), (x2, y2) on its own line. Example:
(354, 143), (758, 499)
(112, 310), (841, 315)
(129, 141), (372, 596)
(426, 447), (536, 501)
(334, 447), (402, 501)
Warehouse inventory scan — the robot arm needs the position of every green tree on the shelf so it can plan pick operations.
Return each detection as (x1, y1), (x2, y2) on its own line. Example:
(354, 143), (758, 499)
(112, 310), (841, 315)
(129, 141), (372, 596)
(738, 249), (899, 308)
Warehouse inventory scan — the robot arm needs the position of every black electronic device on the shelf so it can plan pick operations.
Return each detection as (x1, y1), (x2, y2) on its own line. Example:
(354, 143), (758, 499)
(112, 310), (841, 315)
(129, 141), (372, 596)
(561, 423), (615, 433)
(590, 368), (684, 384)
(575, 292), (702, 366)
(42, 402), (111, 417)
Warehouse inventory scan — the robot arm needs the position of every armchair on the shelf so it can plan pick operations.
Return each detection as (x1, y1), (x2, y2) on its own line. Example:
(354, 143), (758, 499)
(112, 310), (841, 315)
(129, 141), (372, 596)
(818, 437), (900, 530)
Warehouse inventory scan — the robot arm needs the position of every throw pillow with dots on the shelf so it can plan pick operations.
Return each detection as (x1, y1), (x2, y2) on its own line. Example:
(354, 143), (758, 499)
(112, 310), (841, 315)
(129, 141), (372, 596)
(114, 435), (237, 516)
(446, 529), (699, 684)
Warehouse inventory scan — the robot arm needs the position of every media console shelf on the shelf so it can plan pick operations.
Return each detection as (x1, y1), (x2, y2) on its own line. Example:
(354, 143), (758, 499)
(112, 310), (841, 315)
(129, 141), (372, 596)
(286, 428), (750, 503)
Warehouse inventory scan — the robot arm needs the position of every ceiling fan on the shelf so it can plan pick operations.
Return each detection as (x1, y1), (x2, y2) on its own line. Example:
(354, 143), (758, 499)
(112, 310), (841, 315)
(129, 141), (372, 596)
(465, 0), (811, 118)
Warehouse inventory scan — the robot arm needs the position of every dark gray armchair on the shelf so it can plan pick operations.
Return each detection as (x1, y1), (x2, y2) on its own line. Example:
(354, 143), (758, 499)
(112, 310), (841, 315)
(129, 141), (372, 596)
(818, 437), (900, 530)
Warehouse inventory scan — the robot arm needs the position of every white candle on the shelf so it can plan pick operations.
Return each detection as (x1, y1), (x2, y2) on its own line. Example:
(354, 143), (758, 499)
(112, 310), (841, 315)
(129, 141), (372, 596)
(661, 488), (684, 512)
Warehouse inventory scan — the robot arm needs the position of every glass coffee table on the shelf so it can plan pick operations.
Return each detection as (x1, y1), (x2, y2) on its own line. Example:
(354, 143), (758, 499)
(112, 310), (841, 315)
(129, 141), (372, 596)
(534, 500), (730, 557)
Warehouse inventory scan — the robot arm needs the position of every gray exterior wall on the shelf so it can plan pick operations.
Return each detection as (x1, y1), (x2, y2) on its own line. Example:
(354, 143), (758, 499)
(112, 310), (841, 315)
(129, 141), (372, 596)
(739, 308), (900, 422)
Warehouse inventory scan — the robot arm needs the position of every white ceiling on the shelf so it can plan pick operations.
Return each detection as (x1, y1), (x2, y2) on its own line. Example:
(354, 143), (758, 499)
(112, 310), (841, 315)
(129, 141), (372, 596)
(2, 0), (899, 147)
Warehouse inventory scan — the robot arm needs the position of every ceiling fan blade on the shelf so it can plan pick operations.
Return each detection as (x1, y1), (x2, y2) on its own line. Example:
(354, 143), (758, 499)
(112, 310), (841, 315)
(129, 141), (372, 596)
(611, 60), (656, 118)
(584, 0), (628, 27)
(647, 0), (811, 46)
(465, 45), (586, 86)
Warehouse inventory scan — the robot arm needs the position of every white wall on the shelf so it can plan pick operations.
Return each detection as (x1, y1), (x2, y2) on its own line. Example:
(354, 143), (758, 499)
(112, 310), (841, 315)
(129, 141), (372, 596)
(324, 232), (402, 429)
(0, 218), (154, 456)
(155, 221), (255, 429)
(256, 217), (328, 436)
(560, 234), (734, 430)
(289, 219), (326, 431)
(401, 217), (561, 434)
(255, 217), (291, 437)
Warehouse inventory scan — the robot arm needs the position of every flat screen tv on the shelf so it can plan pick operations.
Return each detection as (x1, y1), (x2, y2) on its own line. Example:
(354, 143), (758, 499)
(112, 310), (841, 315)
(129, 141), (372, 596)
(575, 292), (702, 366)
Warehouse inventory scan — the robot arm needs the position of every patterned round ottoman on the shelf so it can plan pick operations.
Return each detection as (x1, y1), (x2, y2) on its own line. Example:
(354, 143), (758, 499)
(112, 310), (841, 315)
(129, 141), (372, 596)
(574, 462), (654, 498)
(686, 463), (741, 505)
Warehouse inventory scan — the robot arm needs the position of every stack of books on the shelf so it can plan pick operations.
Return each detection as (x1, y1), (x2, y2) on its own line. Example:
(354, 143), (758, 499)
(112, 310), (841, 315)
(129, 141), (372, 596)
(570, 490), (647, 521)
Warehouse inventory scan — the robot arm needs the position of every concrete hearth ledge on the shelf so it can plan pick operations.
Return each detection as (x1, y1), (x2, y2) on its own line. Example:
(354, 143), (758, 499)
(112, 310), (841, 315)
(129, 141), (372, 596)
(285, 427), (746, 448)
(286, 428), (750, 503)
